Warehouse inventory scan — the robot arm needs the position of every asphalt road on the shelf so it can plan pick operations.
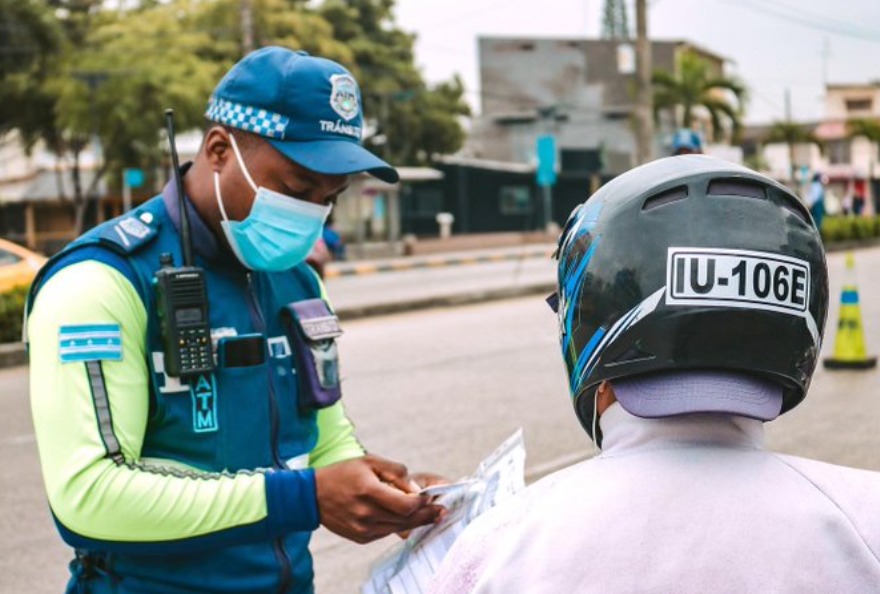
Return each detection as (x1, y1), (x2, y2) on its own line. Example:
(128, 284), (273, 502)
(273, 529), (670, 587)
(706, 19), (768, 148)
(2, 246), (880, 593)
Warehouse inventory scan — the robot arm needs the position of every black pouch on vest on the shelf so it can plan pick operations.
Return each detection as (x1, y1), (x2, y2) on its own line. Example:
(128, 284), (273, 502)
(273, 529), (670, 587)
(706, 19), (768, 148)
(281, 299), (343, 410)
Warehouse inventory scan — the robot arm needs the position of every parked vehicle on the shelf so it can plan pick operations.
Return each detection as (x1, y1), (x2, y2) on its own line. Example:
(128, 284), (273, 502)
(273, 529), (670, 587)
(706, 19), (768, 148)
(0, 238), (46, 292)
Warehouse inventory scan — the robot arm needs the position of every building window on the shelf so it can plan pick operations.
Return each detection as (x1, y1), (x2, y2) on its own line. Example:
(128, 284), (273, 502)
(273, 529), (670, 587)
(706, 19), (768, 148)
(0, 248), (22, 266)
(617, 43), (635, 74)
(499, 186), (533, 215)
(827, 139), (851, 165)
(845, 98), (873, 113)
(411, 188), (444, 216)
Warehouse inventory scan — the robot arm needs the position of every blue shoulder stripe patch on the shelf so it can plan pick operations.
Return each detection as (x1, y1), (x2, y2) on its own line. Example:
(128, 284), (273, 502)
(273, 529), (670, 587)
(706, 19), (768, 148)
(59, 324), (123, 363)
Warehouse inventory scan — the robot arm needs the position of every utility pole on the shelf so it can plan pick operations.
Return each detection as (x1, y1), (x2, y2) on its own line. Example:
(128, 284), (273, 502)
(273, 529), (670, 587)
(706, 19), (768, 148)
(785, 88), (796, 184)
(821, 36), (830, 89)
(241, 0), (255, 54)
(602, 0), (630, 39)
(634, 0), (653, 164)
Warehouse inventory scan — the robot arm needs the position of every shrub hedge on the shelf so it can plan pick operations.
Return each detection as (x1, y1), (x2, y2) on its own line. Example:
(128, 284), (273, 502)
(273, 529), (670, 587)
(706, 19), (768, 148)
(820, 216), (880, 244)
(0, 217), (879, 345)
(0, 285), (28, 343)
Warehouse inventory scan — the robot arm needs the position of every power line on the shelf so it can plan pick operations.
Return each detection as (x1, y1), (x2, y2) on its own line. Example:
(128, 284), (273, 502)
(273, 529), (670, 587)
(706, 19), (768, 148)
(712, 0), (880, 44)
(419, 0), (531, 33)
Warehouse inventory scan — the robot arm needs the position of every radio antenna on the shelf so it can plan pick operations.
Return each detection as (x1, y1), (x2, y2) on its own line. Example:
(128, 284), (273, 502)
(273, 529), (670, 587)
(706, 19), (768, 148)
(164, 109), (195, 267)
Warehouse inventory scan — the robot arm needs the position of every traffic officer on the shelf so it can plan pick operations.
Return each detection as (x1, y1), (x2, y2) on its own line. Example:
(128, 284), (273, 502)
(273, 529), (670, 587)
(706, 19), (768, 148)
(27, 47), (444, 594)
(429, 156), (880, 593)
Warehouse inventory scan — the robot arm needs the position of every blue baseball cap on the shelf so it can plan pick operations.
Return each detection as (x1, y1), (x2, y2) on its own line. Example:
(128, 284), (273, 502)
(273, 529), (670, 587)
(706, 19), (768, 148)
(206, 46), (399, 183)
(671, 128), (703, 154)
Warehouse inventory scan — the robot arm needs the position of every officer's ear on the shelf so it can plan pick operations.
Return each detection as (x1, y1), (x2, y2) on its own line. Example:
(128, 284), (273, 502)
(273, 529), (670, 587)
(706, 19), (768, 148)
(202, 126), (232, 170)
(596, 381), (617, 416)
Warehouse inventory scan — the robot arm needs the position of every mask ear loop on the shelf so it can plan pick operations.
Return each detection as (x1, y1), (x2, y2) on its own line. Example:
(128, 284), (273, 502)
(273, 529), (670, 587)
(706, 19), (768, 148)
(592, 394), (601, 455)
(214, 171), (230, 223)
(227, 133), (258, 192)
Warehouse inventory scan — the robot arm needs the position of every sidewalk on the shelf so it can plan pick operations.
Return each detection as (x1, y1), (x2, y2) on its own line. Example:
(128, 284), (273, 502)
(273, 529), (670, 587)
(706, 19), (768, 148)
(325, 243), (556, 278)
(0, 243), (559, 369)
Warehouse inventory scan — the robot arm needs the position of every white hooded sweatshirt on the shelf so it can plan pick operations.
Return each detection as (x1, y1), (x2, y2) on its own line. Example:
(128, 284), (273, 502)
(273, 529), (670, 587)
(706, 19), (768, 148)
(429, 403), (880, 593)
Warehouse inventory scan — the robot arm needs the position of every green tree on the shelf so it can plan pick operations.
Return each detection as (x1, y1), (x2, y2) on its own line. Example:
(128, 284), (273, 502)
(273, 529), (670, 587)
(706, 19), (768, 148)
(652, 50), (747, 142)
(2, 0), (470, 242)
(49, 2), (224, 233)
(0, 0), (64, 145)
(0, 0), (77, 222)
(764, 121), (824, 182)
(194, 0), (353, 64)
(320, 0), (470, 165)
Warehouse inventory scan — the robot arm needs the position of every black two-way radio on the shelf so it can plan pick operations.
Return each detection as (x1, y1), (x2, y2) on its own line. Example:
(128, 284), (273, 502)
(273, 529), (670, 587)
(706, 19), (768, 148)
(154, 109), (214, 378)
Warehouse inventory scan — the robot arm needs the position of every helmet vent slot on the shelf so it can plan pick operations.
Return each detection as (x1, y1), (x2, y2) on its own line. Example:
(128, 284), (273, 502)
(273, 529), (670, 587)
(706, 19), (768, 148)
(708, 179), (766, 200)
(642, 186), (688, 211)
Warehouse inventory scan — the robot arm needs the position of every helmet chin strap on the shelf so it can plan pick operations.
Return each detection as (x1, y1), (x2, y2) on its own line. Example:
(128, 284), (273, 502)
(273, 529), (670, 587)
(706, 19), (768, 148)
(592, 394), (601, 455)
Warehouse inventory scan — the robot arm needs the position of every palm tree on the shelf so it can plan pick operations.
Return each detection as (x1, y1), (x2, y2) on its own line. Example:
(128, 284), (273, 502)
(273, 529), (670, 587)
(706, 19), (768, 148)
(652, 50), (747, 142)
(764, 121), (824, 182)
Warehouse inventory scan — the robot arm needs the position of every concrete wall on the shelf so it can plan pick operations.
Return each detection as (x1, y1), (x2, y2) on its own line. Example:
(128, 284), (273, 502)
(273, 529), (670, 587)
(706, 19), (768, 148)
(471, 37), (725, 170)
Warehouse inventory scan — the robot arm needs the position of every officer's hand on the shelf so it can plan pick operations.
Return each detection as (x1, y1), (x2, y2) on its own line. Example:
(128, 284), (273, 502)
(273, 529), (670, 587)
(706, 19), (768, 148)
(315, 455), (445, 544)
(409, 472), (450, 491)
(397, 472), (451, 539)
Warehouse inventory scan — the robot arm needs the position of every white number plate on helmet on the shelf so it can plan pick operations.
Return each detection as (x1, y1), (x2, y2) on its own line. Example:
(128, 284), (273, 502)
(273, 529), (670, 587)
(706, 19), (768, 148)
(666, 248), (810, 315)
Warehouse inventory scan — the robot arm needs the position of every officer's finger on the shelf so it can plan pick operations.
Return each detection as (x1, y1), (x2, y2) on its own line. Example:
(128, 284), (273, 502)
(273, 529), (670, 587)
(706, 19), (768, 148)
(356, 504), (444, 537)
(366, 455), (414, 492)
(395, 504), (446, 532)
(342, 504), (444, 543)
(365, 481), (433, 517)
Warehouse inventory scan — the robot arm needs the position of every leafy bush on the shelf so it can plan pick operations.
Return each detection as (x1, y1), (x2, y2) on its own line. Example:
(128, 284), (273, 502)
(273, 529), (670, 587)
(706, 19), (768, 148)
(0, 286), (28, 343)
(820, 216), (880, 244)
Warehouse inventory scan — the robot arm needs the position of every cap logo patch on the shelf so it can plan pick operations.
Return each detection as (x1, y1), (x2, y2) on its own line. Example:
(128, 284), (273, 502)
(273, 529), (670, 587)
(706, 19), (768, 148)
(329, 74), (359, 121)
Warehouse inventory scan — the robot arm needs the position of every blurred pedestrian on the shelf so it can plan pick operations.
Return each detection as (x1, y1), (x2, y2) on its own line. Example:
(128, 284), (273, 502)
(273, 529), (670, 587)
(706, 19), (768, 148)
(429, 156), (880, 593)
(671, 127), (703, 155)
(807, 172), (827, 230)
(323, 213), (347, 261)
(853, 191), (866, 216)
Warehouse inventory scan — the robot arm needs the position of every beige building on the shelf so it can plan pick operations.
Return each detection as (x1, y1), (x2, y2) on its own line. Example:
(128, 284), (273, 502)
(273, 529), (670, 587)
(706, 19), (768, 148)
(750, 82), (880, 213)
(0, 133), (105, 253)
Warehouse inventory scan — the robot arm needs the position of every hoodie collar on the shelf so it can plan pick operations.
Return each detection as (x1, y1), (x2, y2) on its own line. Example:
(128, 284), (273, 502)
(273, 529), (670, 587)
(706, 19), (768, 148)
(599, 402), (765, 457)
(161, 163), (221, 262)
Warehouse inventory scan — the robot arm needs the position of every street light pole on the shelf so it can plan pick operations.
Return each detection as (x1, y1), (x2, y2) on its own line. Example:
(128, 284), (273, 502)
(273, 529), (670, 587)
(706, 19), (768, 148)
(241, 0), (255, 54)
(634, 0), (654, 165)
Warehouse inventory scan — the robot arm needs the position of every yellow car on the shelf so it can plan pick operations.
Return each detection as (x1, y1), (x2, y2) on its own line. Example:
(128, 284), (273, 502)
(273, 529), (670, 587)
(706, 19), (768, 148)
(0, 238), (46, 293)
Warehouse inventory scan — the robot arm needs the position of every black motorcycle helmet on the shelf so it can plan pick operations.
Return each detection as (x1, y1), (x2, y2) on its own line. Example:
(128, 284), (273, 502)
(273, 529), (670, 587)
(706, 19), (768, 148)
(553, 155), (828, 442)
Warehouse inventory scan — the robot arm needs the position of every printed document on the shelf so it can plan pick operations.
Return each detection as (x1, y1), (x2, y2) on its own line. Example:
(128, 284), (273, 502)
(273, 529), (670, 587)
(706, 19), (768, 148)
(362, 429), (526, 594)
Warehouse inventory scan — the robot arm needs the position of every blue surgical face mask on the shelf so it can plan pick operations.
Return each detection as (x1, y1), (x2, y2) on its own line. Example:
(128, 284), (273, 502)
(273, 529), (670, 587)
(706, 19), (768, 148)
(214, 134), (332, 272)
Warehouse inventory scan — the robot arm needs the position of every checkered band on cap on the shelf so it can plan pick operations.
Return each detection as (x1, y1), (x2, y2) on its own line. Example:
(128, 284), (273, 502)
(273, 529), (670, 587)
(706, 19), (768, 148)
(205, 97), (289, 139)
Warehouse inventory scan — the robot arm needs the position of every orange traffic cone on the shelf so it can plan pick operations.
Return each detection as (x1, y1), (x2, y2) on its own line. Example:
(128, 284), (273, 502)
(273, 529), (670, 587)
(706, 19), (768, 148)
(824, 253), (876, 369)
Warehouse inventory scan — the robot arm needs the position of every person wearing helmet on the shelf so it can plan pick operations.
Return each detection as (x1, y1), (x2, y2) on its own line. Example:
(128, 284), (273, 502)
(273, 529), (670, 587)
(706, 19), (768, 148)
(671, 127), (703, 155)
(428, 156), (880, 593)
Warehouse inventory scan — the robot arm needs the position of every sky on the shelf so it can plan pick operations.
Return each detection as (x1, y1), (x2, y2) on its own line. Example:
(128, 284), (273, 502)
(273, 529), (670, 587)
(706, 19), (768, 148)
(393, 0), (880, 125)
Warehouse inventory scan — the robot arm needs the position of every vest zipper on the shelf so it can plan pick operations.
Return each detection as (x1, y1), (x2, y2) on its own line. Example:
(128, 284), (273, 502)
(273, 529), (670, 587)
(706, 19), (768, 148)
(245, 272), (293, 593)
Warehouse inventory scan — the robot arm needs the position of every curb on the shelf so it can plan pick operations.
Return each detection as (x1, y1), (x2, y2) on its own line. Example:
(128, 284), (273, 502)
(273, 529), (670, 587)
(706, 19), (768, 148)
(325, 248), (554, 279)
(0, 282), (556, 370)
(825, 238), (880, 253)
(334, 282), (556, 321)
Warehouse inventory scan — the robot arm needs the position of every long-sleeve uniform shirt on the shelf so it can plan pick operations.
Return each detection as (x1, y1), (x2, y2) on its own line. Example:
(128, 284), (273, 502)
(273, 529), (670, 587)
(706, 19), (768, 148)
(429, 402), (880, 593)
(27, 176), (364, 594)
